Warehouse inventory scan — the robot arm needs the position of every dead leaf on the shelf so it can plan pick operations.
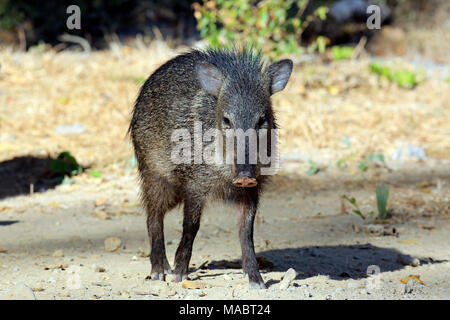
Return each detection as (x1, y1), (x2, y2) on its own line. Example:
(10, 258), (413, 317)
(0, 206), (12, 213)
(400, 275), (424, 285)
(0, 249), (7, 253)
(418, 224), (435, 230)
(182, 280), (206, 289)
(95, 210), (110, 220)
(399, 239), (422, 245)
(417, 181), (433, 188)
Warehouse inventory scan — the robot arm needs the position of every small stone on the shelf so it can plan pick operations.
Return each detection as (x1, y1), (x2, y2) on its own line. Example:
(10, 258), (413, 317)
(95, 266), (106, 273)
(411, 258), (420, 267)
(0, 283), (36, 300)
(104, 237), (122, 252)
(397, 255), (420, 267)
(131, 256), (138, 261)
(52, 249), (64, 258)
(278, 268), (297, 290)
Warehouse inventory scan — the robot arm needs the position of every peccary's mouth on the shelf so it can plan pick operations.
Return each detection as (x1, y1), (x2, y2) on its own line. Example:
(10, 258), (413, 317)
(232, 171), (258, 188)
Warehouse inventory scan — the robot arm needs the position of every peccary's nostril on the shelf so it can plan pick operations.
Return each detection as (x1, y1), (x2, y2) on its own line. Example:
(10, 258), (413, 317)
(232, 172), (258, 188)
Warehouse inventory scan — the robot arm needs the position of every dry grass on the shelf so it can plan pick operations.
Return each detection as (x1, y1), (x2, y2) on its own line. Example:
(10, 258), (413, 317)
(0, 40), (449, 169)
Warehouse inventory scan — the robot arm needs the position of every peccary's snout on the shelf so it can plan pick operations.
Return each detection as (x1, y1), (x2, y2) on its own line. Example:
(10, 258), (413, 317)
(232, 171), (258, 188)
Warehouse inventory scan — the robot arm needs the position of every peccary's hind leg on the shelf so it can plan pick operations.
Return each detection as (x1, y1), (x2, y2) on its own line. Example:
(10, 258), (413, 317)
(173, 197), (203, 282)
(238, 194), (266, 289)
(142, 176), (179, 281)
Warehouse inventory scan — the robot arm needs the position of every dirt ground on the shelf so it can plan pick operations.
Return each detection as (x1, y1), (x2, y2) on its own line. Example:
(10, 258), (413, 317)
(0, 7), (449, 299)
(0, 159), (449, 300)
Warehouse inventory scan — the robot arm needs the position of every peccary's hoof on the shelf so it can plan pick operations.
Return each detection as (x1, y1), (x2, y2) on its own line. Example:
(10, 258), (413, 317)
(173, 274), (188, 283)
(249, 281), (267, 290)
(150, 272), (165, 281)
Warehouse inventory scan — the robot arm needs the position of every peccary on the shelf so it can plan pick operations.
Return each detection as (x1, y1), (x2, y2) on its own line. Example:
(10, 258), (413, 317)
(129, 48), (292, 289)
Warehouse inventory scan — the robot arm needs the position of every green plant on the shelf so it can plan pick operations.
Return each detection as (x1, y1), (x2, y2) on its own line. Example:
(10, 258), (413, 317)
(358, 153), (386, 172)
(0, 1), (24, 30)
(370, 62), (424, 89)
(50, 151), (83, 177)
(306, 160), (326, 175)
(336, 153), (355, 169)
(89, 170), (102, 178)
(375, 184), (389, 220)
(193, 0), (328, 58)
(342, 195), (374, 220)
(343, 184), (390, 221)
(331, 45), (354, 61)
(133, 76), (147, 86)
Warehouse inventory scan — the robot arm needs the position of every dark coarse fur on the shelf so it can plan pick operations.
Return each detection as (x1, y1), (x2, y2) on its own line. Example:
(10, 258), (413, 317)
(129, 47), (292, 289)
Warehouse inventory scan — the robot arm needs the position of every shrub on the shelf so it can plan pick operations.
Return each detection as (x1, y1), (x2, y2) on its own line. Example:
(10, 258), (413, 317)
(192, 0), (328, 58)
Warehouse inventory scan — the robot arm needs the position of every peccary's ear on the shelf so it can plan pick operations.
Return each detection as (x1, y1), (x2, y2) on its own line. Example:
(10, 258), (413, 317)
(196, 62), (224, 97)
(267, 59), (293, 95)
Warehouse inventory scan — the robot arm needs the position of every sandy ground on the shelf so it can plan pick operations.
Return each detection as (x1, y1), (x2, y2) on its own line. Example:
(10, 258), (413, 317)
(0, 160), (449, 300)
(0, 14), (449, 300)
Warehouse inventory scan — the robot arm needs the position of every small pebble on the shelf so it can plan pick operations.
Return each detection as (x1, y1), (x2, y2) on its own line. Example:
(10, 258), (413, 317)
(95, 266), (106, 273)
(278, 268), (297, 290)
(104, 237), (122, 252)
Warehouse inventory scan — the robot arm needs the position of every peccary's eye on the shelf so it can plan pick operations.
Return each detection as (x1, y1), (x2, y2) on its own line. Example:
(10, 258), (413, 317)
(257, 116), (267, 128)
(223, 116), (231, 127)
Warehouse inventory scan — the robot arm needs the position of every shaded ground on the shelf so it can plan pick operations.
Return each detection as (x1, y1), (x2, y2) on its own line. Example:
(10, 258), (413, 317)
(0, 161), (448, 300)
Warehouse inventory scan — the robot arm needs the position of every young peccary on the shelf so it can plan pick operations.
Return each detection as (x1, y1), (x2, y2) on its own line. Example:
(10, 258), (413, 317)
(129, 48), (292, 289)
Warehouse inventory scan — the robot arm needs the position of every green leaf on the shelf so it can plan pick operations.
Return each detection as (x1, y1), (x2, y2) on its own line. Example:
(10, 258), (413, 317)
(358, 161), (369, 171)
(376, 184), (390, 220)
(89, 170), (102, 178)
(50, 151), (82, 177)
(353, 210), (365, 220)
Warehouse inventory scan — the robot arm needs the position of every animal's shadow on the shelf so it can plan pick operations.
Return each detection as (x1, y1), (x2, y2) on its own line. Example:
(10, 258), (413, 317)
(0, 156), (67, 199)
(0, 220), (19, 226)
(205, 244), (445, 285)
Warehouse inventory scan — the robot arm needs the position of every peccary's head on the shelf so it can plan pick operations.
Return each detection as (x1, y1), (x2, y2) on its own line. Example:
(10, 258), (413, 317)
(195, 49), (293, 187)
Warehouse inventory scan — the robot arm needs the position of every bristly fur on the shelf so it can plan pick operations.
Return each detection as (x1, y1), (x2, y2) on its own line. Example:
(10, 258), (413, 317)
(128, 46), (292, 288)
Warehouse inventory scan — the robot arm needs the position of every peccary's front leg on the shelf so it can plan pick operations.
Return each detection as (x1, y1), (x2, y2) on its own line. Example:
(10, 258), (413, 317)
(148, 214), (171, 280)
(173, 197), (203, 282)
(238, 198), (266, 289)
